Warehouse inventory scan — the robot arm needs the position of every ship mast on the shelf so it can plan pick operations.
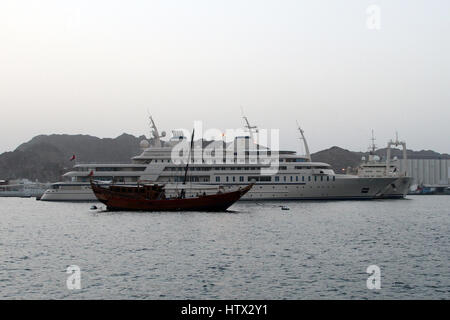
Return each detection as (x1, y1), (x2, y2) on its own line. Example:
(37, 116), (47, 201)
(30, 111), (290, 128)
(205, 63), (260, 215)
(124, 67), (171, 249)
(149, 116), (164, 147)
(241, 108), (258, 143)
(296, 121), (311, 162)
(183, 129), (195, 185)
(386, 132), (408, 176)
(370, 129), (377, 154)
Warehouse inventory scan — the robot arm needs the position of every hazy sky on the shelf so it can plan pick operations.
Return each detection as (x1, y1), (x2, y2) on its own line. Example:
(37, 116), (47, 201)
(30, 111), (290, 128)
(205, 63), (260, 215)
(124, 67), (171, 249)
(1, 0), (449, 155)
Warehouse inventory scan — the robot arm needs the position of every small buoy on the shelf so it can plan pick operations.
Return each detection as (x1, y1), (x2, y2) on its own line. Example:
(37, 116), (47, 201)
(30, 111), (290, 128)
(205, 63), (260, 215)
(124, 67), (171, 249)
(280, 206), (290, 211)
(90, 205), (98, 210)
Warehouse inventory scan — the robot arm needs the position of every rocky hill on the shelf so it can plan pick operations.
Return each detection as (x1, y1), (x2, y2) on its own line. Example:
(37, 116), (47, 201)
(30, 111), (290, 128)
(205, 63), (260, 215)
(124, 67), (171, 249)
(1, 135), (449, 182)
(0, 134), (146, 182)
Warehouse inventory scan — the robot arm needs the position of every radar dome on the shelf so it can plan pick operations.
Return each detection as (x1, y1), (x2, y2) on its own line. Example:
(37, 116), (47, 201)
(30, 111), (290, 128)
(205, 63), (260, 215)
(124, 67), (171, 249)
(373, 155), (381, 161)
(140, 139), (150, 149)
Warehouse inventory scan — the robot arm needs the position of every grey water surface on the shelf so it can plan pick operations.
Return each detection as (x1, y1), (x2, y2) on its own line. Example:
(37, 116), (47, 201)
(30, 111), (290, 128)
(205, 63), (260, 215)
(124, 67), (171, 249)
(0, 196), (449, 299)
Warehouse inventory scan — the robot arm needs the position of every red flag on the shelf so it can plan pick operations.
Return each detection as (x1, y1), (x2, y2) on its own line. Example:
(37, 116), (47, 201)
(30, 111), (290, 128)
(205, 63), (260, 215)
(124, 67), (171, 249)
(70, 154), (76, 161)
(88, 170), (94, 177)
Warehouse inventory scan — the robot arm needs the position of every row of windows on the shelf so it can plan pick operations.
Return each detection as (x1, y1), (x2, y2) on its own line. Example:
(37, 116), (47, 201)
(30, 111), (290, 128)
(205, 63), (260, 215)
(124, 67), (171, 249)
(215, 175), (336, 183)
(165, 167), (211, 171)
(165, 166), (267, 172)
(165, 166), (264, 171)
(94, 167), (146, 172)
(78, 176), (138, 182)
(173, 176), (202, 182)
(163, 165), (330, 172)
(285, 158), (308, 162)
(140, 159), (318, 165)
(146, 158), (261, 164)
(78, 167), (146, 172)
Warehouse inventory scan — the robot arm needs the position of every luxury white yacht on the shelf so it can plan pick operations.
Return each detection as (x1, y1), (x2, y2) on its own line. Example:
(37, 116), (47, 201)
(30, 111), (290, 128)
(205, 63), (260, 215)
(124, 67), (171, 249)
(40, 117), (398, 201)
(357, 132), (412, 198)
(0, 179), (50, 198)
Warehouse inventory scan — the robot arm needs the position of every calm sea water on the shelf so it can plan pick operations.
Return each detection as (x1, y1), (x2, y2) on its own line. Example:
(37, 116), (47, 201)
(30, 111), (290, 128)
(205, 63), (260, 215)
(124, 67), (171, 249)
(0, 196), (449, 299)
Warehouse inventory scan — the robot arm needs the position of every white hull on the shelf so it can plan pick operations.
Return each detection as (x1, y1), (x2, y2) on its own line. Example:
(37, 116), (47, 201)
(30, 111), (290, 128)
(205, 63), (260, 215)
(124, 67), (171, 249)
(40, 177), (398, 201)
(0, 190), (47, 198)
(239, 176), (397, 200)
(40, 187), (97, 201)
(375, 177), (412, 199)
(0, 191), (33, 198)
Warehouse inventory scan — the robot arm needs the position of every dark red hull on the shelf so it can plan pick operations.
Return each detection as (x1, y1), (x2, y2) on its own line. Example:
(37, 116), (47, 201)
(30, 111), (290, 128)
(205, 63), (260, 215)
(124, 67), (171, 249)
(90, 182), (253, 212)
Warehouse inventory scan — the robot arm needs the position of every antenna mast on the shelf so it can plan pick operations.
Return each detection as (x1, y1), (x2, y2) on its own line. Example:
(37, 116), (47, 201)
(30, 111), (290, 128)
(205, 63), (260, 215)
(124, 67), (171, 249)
(241, 107), (258, 144)
(386, 132), (408, 176)
(370, 129), (377, 153)
(183, 129), (195, 185)
(296, 121), (311, 161)
(148, 115), (163, 147)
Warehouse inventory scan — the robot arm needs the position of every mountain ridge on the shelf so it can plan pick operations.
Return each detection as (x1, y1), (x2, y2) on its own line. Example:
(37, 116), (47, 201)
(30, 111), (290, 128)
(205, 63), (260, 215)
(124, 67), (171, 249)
(1, 134), (449, 182)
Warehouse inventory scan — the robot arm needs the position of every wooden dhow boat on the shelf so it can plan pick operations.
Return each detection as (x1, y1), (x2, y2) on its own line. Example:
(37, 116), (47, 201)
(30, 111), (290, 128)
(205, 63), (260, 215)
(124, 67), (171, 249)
(90, 127), (253, 211)
(90, 180), (253, 211)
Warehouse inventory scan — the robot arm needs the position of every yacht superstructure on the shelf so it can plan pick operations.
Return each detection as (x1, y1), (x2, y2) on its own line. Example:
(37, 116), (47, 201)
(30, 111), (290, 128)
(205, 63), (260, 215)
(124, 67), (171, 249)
(41, 118), (398, 201)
